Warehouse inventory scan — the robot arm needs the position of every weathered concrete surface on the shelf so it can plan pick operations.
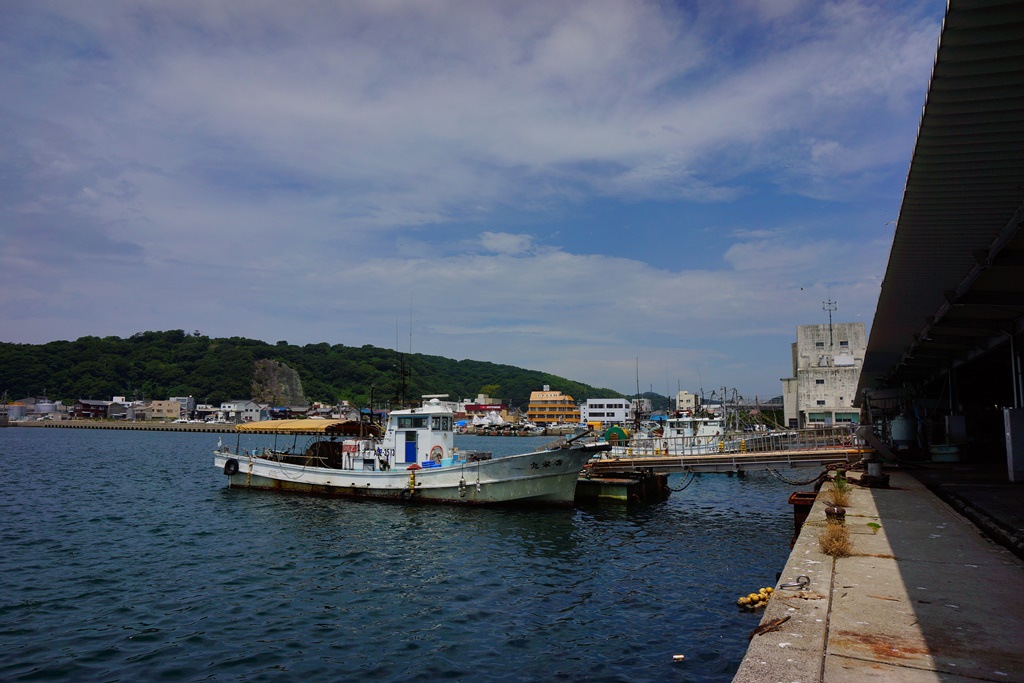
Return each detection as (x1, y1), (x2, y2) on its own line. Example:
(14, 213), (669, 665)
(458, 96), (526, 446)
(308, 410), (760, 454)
(734, 470), (1024, 682)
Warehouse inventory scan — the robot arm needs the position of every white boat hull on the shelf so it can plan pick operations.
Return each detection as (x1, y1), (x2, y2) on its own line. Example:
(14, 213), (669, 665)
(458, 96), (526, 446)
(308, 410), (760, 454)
(214, 446), (603, 506)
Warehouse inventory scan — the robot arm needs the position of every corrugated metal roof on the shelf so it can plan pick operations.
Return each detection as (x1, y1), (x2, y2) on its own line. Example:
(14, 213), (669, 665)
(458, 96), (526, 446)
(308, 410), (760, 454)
(858, 0), (1024, 396)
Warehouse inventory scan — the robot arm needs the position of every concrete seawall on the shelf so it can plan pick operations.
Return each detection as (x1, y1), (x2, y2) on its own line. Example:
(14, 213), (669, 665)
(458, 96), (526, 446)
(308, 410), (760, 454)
(10, 421), (236, 433)
(734, 470), (1024, 681)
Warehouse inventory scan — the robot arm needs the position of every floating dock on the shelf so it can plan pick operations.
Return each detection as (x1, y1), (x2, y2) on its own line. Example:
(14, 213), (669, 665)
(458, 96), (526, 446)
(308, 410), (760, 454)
(574, 468), (670, 504)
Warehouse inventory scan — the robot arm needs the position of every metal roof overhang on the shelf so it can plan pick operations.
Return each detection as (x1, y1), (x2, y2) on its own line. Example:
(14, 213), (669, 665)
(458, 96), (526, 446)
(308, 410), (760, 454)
(857, 0), (1024, 399)
(236, 419), (383, 437)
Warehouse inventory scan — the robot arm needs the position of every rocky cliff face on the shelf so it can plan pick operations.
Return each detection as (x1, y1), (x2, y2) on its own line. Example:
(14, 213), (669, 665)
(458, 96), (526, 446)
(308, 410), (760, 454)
(252, 359), (308, 407)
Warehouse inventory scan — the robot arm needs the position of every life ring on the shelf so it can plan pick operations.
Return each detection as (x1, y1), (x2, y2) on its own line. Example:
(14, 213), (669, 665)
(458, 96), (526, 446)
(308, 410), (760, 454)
(430, 445), (444, 463)
(223, 458), (239, 476)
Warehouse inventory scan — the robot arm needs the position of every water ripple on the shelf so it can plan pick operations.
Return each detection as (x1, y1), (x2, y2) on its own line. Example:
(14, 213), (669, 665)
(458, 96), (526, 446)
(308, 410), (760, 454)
(0, 429), (798, 681)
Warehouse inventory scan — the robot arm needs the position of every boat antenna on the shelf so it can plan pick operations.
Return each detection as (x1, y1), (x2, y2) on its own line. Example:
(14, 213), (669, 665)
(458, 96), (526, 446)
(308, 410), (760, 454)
(696, 364), (704, 410)
(394, 316), (410, 409)
(630, 358), (638, 428)
(407, 296), (414, 407)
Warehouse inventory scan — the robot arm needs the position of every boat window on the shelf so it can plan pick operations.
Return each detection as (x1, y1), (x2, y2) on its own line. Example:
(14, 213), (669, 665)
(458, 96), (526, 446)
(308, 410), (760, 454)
(398, 417), (428, 429)
(430, 416), (452, 431)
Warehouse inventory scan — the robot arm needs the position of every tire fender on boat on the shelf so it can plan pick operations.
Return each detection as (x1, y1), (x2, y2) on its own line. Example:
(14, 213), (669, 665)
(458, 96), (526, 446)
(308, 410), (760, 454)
(430, 445), (444, 463)
(223, 458), (239, 476)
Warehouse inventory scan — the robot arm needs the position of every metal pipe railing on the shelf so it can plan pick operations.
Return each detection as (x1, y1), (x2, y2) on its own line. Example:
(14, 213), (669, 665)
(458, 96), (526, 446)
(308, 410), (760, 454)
(607, 425), (863, 457)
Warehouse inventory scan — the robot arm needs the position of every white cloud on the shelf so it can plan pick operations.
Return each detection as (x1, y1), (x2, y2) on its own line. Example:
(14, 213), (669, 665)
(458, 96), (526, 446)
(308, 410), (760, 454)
(478, 232), (534, 255)
(0, 0), (944, 397)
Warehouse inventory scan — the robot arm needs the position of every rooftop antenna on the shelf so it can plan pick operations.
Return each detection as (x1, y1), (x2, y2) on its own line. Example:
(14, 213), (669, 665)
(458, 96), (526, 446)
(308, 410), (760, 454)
(823, 288), (838, 348)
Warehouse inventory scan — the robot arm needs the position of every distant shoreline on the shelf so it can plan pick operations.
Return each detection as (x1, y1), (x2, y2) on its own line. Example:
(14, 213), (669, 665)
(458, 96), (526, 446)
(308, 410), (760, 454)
(8, 420), (236, 433)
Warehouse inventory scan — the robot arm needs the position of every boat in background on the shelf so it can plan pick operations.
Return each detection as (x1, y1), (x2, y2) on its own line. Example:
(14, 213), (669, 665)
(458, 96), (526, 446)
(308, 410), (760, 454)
(214, 397), (609, 506)
(605, 410), (780, 457)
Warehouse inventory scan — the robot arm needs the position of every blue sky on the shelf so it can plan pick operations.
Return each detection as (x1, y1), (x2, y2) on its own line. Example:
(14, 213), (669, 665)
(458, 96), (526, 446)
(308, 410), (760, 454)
(0, 0), (944, 399)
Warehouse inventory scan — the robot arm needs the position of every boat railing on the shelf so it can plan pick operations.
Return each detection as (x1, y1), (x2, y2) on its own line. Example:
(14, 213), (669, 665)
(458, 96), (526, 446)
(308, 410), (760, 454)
(223, 442), (383, 470)
(608, 425), (864, 457)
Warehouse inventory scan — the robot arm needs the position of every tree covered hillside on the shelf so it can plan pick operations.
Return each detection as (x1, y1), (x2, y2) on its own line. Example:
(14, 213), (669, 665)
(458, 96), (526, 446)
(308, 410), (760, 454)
(0, 330), (624, 409)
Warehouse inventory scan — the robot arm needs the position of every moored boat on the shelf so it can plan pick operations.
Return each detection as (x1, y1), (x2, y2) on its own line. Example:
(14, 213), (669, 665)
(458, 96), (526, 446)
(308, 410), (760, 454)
(605, 410), (788, 458)
(214, 397), (610, 506)
(605, 411), (727, 457)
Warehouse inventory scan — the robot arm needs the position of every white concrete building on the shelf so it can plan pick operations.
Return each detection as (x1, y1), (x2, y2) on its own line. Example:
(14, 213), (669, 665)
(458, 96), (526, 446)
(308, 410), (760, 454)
(580, 398), (634, 427)
(781, 322), (865, 428)
(220, 400), (263, 423)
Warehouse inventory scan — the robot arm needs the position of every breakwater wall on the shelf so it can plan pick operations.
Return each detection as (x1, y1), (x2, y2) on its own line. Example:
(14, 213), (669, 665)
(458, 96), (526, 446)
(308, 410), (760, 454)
(11, 421), (235, 433)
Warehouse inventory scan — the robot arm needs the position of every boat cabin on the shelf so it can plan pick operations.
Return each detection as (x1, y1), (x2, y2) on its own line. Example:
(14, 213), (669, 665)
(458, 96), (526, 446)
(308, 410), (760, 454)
(663, 412), (725, 439)
(380, 398), (456, 467)
(231, 397), (486, 473)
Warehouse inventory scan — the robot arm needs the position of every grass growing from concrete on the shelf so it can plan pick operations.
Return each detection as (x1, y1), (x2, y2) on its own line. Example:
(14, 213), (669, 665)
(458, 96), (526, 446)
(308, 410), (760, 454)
(818, 520), (853, 557)
(825, 476), (851, 508)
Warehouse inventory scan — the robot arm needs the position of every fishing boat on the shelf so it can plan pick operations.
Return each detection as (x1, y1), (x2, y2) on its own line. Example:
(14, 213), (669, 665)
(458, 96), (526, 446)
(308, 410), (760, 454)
(606, 410), (783, 457)
(607, 411), (730, 456)
(214, 397), (610, 506)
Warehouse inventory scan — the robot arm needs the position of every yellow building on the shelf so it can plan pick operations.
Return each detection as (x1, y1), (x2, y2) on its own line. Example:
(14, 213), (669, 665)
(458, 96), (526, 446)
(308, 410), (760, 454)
(526, 386), (580, 426)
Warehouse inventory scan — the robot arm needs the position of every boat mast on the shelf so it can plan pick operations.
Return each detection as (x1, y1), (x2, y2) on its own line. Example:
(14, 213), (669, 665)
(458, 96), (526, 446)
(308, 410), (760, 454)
(634, 357), (641, 431)
(366, 385), (374, 438)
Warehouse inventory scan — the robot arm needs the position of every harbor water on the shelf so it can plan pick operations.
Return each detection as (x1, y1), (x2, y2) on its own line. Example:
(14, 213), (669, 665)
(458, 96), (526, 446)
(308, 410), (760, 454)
(0, 428), (799, 681)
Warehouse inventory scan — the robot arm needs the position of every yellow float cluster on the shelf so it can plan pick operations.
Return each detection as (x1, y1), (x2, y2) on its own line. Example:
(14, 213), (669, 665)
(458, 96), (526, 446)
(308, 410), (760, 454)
(736, 586), (773, 610)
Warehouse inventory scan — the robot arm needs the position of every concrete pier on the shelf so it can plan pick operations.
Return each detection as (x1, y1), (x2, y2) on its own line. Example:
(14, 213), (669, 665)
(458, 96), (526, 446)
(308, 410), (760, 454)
(734, 469), (1024, 682)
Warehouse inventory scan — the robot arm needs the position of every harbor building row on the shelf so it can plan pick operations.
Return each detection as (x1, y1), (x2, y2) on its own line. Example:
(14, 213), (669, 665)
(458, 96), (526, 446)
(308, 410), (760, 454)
(9, 379), (804, 431)
(6, 382), (798, 430)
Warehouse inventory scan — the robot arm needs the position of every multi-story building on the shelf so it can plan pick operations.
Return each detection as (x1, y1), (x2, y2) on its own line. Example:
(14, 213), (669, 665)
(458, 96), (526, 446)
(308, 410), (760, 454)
(580, 398), (633, 427)
(781, 322), (866, 428)
(675, 390), (698, 412)
(73, 399), (111, 420)
(526, 386), (581, 426)
(631, 397), (653, 417)
(146, 400), (184, 421)
(220, 400), (263, 423)
(170, 395), (196, 418)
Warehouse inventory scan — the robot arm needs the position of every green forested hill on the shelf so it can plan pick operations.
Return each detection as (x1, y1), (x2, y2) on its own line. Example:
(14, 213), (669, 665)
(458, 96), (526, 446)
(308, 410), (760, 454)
(0, 330), (624, 409)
